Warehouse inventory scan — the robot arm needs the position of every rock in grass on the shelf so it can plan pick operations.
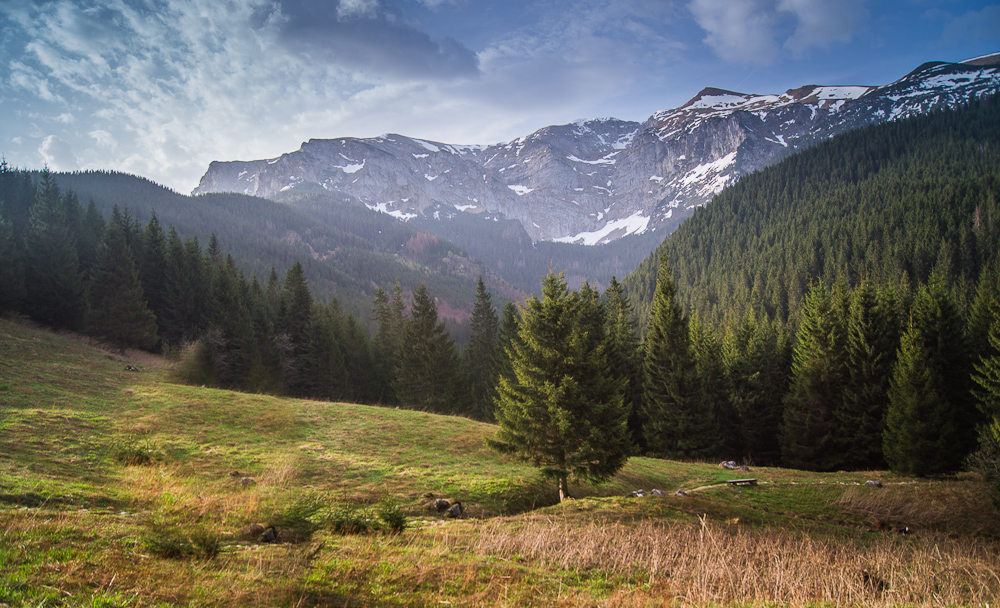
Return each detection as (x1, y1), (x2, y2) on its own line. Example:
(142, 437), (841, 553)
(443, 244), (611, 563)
(865, 480), (883, 487)
(260, 525), (278, 543)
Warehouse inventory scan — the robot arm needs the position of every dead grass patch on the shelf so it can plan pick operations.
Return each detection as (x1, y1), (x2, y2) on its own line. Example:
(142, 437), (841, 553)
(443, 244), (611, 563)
(470, 516), (1000, 606)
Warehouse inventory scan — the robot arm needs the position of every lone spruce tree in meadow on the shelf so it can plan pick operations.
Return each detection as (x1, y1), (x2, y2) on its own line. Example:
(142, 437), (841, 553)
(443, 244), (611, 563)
(490, 271), (630, 502)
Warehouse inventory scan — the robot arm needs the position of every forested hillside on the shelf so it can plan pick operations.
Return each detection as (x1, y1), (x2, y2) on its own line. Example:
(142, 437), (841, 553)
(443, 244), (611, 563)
(625, 98), (1000, 329)
(38, 170), (519, 326)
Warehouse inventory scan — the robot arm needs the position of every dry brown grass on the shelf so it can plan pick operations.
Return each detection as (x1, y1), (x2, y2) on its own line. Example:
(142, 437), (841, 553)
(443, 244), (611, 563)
(470, 516), (1000, 606)
(836, 479), (1000, 537)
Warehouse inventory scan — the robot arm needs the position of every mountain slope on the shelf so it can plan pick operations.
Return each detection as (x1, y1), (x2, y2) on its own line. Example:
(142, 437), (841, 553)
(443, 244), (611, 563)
(624, 98), (1000, 328)
(195, 57), (999, 249)
(48, 171), (522, 324)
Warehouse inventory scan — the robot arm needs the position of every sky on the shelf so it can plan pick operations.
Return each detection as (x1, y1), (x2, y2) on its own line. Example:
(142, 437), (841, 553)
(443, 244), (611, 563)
(1, 0), (998, 194)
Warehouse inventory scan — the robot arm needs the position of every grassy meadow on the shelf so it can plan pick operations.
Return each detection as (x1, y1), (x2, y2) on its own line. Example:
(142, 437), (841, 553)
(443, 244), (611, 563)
(1, 317), (999, 607)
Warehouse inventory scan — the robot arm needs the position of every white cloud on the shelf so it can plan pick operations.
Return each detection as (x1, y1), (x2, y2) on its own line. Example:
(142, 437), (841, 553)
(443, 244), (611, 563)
(689, 0), (867, 64)
(778, 0), (867, 55)
(89, 129), (117, 149)
(337, 0), (379, 20)
(39, 135), (79, 171)
(690, 0), (780, 65)
(942, 5), (1000, 45)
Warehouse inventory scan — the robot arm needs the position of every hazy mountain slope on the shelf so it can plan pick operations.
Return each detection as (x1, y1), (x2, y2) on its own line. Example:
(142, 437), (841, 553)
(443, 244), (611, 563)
(49, 171), (521, 325)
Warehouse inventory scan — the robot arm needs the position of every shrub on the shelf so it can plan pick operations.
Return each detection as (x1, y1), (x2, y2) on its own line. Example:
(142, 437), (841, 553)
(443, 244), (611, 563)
(110, 435), (155, 466)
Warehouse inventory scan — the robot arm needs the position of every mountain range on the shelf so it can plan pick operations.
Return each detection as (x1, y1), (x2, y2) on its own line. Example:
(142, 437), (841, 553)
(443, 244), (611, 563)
(195, 57), (1000, 249)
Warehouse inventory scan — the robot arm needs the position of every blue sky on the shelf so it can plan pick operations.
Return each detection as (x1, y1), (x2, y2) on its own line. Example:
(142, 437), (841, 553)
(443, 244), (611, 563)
(1, 0), (998, 193)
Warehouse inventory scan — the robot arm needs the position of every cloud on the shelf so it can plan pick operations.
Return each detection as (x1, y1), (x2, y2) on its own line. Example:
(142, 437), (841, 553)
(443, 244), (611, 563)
(259, 0), (480, 80)
(689, 0), (867, 64)
(941, 5), (1000, 45)
(89, 130), (117, 149)
(39, 135), (79, 171)
(689, 0), (780, 65)
(779, 0), (867, 55)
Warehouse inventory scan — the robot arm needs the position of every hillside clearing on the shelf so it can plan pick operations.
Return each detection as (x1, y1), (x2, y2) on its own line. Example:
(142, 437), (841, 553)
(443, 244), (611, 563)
(1, 318), (998, 607)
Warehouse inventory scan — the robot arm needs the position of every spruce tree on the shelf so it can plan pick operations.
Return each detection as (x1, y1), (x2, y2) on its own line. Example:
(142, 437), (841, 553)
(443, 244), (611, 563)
(0, 202), (25, 312)
(690, 315), (735, 458)
(302, 301), (350, 400)
(643, 253), (715, 459)
(277, 261), (313, 393)
(461, 276), (500, 420)
(883, 319), (955, 476)
(971, 317), (1000, 506)
(395, 283), (461, 413)
(838, 281), (899, 469)
(77, 200), (105, 280)
(780, 279), (850, 471)
(371, 280), (407, 404)
(85, 206), (158, 351)
(912, 274), (979, 465)
(490, 271), (630, 501)
(724, 315), (789, 465)
(604, 277), (645, 452)
(202, 255), (255, 386)
(141, 212), (169, 338)
(22, 169), (84, 329)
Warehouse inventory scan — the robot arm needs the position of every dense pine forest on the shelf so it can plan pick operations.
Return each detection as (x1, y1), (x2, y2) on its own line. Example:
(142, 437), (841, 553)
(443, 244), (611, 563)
(2, 98), (999, 504)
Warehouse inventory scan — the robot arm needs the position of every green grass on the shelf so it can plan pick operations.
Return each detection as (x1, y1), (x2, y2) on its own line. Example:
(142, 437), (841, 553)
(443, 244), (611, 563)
(1, 317), (999, 607)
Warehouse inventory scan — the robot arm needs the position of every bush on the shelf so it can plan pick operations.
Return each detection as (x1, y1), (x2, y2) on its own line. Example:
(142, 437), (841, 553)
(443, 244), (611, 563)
(110, 435), (156, 466)
(144, 523), (221, 560)
(377, 495), (407, 533)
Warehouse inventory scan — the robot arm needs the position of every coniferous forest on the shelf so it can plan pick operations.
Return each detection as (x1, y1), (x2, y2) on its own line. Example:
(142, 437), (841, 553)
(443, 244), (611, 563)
(2, 98), (999, 502)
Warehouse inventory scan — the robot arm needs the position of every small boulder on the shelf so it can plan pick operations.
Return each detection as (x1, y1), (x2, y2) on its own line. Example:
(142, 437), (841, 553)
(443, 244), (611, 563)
(865, 480), (883, 487)
(626, 490), (647, 498)
(674, 490), (689, 497)
(259, 525), (278, 543)
(651, 489), (665, 496)
(446, 501), (464, 518)
(240, 477), (256, 486)
(430, 498), (451, 512)
(719, 461), (737, 470)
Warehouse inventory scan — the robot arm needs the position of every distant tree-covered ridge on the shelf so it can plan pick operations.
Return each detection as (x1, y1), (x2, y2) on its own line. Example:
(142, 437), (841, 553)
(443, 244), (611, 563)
(34, 168), (521, 330)
(625, 97), (1000, 330)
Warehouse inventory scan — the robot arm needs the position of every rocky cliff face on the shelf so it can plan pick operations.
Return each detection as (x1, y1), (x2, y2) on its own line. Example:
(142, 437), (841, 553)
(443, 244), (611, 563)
(194, 58), (1000, 245)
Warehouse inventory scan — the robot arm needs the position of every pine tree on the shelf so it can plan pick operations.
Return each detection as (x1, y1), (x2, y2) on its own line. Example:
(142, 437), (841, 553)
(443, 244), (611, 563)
(0, 202), (25, 312)
(141, 212), (169, 338)
(163, 230), (207, 345)
(781, 279), (849, 471)
(395, 283), (461, 413)
(302, 301), (350, 400)
(201, 255), (255, 386)
(837, 281), (899, 469)
(77, 200), (105, 280)
(371, 280), (406, 404)
(883, 319), (955, 476)
(723, 315), (789, 465)
(912, 274), (979, 465)
(276, 261), (313, 393)
(971, 317), (1000, 506)
(22, 169), (84, 330)
(643, 253), (715, 459)
(690, 315), (735, 459)
(604, 277), (645, 452)
(461, 276), (500, 420)
(85, 206), (158, 350)
(490, 271), (630, 501)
